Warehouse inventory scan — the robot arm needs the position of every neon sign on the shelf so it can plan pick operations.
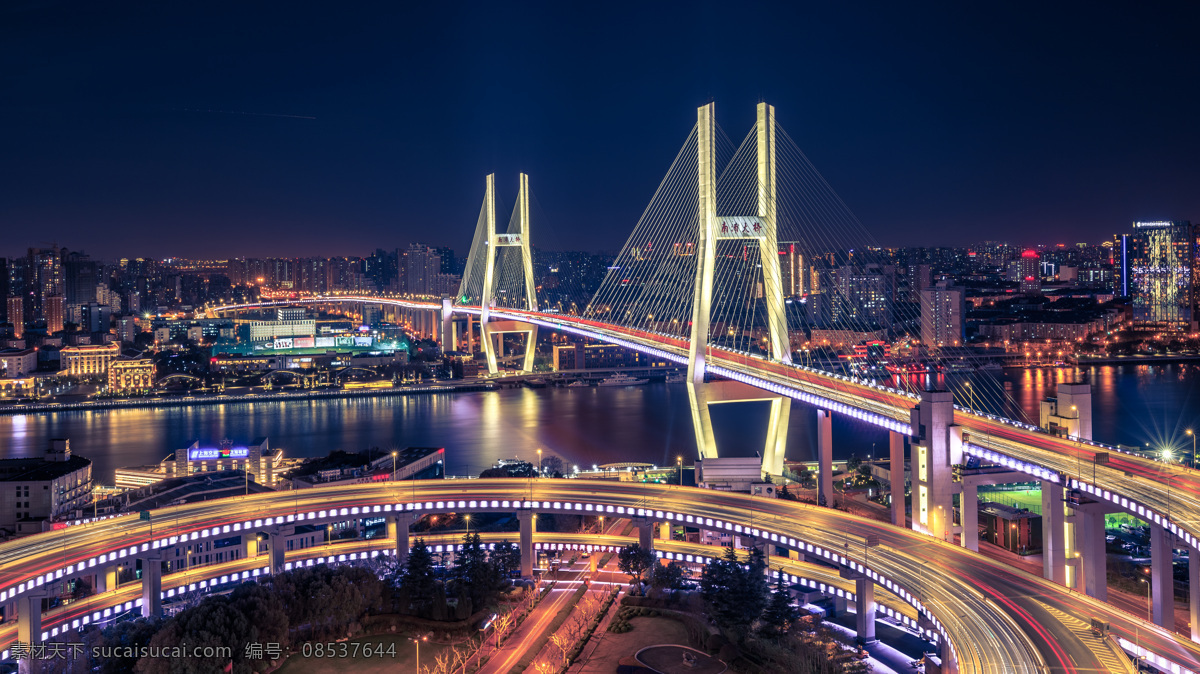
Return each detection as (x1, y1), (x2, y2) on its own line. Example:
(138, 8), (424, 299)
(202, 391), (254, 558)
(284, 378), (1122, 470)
(188, 447), (250, 461)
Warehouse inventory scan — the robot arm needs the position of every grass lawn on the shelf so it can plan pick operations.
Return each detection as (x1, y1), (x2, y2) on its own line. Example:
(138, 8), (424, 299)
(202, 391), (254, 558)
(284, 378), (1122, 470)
(275, 634), (454, 674)
(577, 616), (695, 674)
(977, 488), (1043, 511)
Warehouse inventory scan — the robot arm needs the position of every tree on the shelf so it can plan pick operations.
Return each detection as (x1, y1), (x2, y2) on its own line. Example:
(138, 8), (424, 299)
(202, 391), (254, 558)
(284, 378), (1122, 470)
(492, 540), (521, 578)
(617, 543), (655, 586)
(229, 583), (289, 671)
(758, 570), (799, 638)
(649, 560), (688, 591)
(402, 539), (440, 618)
(93, 617), (162, 674)
(451, 533), (494, 608)
(700, 545), (769, 634)
(541, 455), (568, 478)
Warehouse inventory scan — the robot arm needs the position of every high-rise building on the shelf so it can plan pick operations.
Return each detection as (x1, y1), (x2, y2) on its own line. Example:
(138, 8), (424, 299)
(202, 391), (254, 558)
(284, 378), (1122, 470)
(44, 294), (64, 334)
(403, 244), (442, 296)
(907, 263), (932, 301)
(1122, 221), (1197, 329)
(80, 302), (111, 334)
(7, 296), (23, 338)
(1016, 250), (1041, 295)
(0, 258), (8, 325)
(920, 282), (965, 350)
(27, 247), (61, 313)
(778, 241), (804, 297)
(117, 315), (139, 343)
(833, 267), (890, 327)
(62, 251), (98, 308)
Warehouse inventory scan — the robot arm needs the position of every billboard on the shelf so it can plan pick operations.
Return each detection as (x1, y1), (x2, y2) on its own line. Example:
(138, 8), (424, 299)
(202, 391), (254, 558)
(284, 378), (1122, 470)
(188, 447), (249, 461)
(315, 336), (336, 348)
(293, 336), (315, 348)
(273, 338), (294, 350)
(335, 336), (355, 347)
(354, 336), (373, 347)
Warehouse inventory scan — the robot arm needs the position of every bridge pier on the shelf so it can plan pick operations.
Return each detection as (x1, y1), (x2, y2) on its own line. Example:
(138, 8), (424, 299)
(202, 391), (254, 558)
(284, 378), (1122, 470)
(960, 481), (978, 552)
(634, 516), (655, 553)
(1190, 546), (1200, 642)
(388, 515), (412, 566)
(17, 592), (44, 674)
(1075, 502), (1108, 601)
(518, 510), (535, 577)
(440, 298), (452, 349)
(94, 564), (118, 593)
(1151, 524), (1173, 628)
(139, 552), (164, 619)
(1041, 481), (1068, 585)
(911, 391), (957, 541)
(889, 430), (905, 526)
(816, 409), (833, 506)
(268, 526), (292, 575)
(841, 567), (876, 644)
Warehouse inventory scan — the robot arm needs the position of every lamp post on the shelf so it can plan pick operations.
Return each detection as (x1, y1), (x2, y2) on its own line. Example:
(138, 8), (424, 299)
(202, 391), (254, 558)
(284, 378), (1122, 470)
(536, 449), (543, 478)
(115, 565), (123, 591)
(392, 451), (398, 481)
(677, 456), (683, 486)
(411, 635), (428, 671)
(1188, 429), (1196, 469)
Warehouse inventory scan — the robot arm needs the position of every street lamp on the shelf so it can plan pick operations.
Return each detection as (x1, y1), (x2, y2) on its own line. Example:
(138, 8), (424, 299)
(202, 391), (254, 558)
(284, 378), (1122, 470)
(465, 514), (471, 538)
(676, 456), (683, 486)
(1188, 429), (1196, 469)
(536, 449), (543, 478)
(392, 451), (398, 481)
(410, 635), (428, 671)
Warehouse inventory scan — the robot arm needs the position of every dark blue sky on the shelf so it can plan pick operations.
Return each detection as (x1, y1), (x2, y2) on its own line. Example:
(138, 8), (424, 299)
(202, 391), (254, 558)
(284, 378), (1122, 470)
(3, 1), (1199, 259)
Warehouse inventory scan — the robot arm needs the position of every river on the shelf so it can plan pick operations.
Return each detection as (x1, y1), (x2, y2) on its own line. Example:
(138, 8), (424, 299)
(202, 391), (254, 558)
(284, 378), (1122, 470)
(1, 365), (1198, 483)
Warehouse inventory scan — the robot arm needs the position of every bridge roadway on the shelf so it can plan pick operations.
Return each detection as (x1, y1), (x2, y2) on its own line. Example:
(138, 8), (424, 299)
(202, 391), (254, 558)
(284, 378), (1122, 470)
(0, 480), (1185, 673)
(215, 295), (1200, 560)
(0, 531), (930, 653)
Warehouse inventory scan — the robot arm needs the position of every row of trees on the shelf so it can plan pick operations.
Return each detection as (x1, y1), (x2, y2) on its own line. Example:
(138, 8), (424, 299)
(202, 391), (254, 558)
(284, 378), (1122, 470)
(389, 534), (520, 620)
(700, 546), (796, 637)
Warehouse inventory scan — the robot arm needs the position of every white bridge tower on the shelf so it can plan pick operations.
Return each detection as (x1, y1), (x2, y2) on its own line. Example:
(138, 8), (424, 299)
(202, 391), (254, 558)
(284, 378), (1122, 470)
(687, 102), (793, 476)
(480, 173), (539, 375)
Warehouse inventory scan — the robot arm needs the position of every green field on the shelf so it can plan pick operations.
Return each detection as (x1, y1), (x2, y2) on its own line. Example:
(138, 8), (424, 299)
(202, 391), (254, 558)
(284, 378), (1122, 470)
(977, 488), (1145, 530)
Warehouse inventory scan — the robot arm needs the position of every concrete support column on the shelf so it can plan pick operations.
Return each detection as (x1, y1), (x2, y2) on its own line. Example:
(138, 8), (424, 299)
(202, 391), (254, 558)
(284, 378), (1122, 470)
(466, 315), (474, 354)
(440, 298), (452, 349)
(657, 522), (671, 541)
(17, 593), (42, 674)
(961, 481), (978, 552)
(1041, 481), (1066, 585)
(1190, 546), (1200, 643)
(856, 576), (876, 644)
(268, 528), (288, 576)
(634, 516), (655, 553)
(389, 516), (411, 566)
(95, 565), (118, 593)
(889, 431), (905, 526)
(816, 409), (833, 507)
(1151, 524), (1173, 628)
(1077, 505), (1107, 601)
(242, 533), (259, 561)
(140, 556), (163, 619)
(518, 510), (535, 577)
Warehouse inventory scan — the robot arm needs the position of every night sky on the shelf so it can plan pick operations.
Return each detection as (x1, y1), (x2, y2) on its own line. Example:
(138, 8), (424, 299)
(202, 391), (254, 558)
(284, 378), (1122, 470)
(3, 2), (1199, 259)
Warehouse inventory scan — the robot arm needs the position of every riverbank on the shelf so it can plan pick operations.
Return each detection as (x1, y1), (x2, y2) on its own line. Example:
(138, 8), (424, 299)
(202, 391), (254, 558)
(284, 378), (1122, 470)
(0, 382), (497, 416)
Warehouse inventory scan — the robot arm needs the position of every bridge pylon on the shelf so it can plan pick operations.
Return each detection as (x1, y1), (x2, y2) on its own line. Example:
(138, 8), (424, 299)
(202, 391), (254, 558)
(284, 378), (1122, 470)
(687, 102), (793, 477)
(479, 173), (539, 375)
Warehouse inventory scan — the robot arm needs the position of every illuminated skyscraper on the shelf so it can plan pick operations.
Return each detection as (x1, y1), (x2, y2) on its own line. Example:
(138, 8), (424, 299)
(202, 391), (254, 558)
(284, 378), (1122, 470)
(1122, 221), (1197, 329)
(778, 241), (803, 296)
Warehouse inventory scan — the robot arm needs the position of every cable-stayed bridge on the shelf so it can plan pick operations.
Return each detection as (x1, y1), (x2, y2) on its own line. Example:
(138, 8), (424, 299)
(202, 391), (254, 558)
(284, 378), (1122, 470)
(206, 103), (1200, 669)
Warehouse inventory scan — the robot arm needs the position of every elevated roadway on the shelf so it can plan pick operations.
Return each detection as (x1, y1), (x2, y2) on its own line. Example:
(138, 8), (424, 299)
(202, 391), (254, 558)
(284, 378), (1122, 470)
(0, 480), (1184, 672)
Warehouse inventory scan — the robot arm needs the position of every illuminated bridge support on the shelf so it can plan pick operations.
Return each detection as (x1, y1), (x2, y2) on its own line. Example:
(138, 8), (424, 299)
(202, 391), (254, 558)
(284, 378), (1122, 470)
(841, 567), (877, 644)
(889, 431), (905, 526)
(94, 564), (118, 593)
(518, 509), (535, 577)
(958, 469), (1027, 553)
(817, 409), (833, 506)
(268, 526), (292, 576)
(910, 390), (959, 541)
(440, 298), (453, 350)
(388, 515), (412, 566)
(687, 102), (793, 478)
(139, 551), (164, 619)
(480, 173), (539, 375)
(634, 515), (655, 553)
(17, 591), (44, 674)
(1151, 524), (1173, 628)
(1041, 482), (1068, 585)
(1074, 501), (1112, 601)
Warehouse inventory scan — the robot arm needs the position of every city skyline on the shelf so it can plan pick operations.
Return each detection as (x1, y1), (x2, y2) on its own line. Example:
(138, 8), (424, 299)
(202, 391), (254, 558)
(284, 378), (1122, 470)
(4, 3), (1200, 258)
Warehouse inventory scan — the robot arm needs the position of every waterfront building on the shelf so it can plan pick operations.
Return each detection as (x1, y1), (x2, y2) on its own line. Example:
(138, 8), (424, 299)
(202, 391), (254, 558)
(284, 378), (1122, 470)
(114, 437), (290, 490)
(0, 347), (37, 377)
(1121, 220), (1198, 329)
(0, 439), (92, 537)
(60, 342), (121, 377)
(248, 318), (316, 342)
(108, 357), (155, 393)
(284, 446), (444, 489)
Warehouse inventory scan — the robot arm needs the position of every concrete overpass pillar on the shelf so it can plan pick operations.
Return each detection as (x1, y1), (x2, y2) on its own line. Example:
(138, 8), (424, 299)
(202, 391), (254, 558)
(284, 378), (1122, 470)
(1151, 524), (1174, 628)
(912, 391), (956, 540)
(1077, 504), (1107, 601)
(657, 521), (671, 541)
(466, 315), (474, 354)
(140, 554), (163, 619)
(889, 430), (905, 526)
(634, 516), (655, 553)
(518, 510), (535, 577)
(94, 564), (118, 593)
(388, 515), (411, 566)
(17, 593), (43, 674)
(961, 481), (978, 552)
(816, 409), (833, 507)
(1041, 481), (1067, 585)
(1190, 546), (1200, 643)
(441, 298), (452, 348)
(268, 527), (291, 575)
(856, 576), (876, 644)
